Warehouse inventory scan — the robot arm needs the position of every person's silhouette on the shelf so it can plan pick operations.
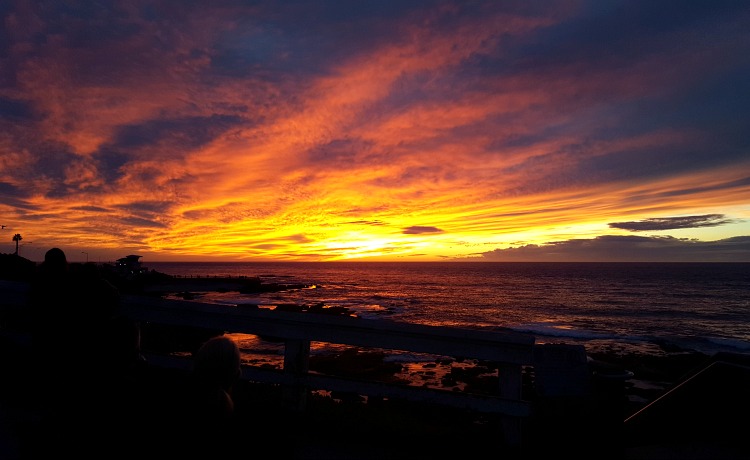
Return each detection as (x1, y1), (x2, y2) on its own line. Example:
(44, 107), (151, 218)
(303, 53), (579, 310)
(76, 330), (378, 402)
(26, 248), (142, 457)
(172, 335), (243, 456)
(28, 248), (76, 371)
(191, 335), (242, 419)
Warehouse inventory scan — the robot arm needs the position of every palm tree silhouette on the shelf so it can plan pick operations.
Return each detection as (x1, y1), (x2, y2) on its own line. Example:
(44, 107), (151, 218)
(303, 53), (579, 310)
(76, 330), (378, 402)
(12, 233), (22, 255)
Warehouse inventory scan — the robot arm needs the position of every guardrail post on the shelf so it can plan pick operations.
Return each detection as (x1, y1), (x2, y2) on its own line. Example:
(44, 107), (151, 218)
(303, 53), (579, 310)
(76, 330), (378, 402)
(497, 362), (524, 447)
(282, 338), (311, 411)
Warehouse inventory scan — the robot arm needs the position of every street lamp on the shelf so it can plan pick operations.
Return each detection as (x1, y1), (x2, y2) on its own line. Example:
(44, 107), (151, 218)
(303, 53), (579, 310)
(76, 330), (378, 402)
(82, 251), (89, 262)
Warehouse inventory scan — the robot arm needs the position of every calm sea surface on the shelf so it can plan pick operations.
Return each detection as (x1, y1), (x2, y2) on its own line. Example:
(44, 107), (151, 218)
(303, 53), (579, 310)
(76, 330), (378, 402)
(147, 262), (750, 359)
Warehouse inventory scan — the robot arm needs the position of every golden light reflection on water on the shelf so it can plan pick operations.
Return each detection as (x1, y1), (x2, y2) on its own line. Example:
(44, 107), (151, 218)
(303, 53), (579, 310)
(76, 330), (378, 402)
(222, 332), (498, 395)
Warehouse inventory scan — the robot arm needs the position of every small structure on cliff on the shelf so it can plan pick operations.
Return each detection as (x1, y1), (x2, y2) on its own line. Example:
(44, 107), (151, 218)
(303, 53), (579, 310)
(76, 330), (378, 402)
(115, 254), (148, 277)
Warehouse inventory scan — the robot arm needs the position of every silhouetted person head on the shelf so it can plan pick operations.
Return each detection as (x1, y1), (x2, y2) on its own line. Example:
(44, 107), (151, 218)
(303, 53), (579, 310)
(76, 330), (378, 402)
(42, 247), (68, 274)
(183, 335), (243, 456)
(194, 335), (241, 393)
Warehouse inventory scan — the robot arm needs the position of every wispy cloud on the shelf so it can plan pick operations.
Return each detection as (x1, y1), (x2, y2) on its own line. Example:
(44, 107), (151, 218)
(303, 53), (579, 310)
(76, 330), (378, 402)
(403, 226), (444, 235)
(609, 214), (738, 232)
(478, 235), (750, 262)
(1, 1), (748, 261)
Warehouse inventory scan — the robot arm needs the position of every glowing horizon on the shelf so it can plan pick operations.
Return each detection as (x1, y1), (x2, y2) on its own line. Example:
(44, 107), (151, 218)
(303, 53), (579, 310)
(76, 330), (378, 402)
(1, 1), (749, 263)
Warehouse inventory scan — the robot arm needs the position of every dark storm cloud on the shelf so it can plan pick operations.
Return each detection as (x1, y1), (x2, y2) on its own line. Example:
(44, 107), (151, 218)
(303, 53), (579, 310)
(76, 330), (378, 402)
(479, 235), (750, 262)
(480, 0), (750, 185)
(94, 149), (130, 184)
(113, 200), (173, 215)
(70, 205), (110, 213)
(0, 182), (22, 199)
(0, 186), (38, 216)
(307, 138), (372, 165)
(0, 97), (36, 120)
(207, 1), (440, 78)
(117, 215), (168, 229)
(500, 0), (749, 71)
(111, 115), (245, 153)
(609, 215), (737, 232)
(403, 226), (443, 235)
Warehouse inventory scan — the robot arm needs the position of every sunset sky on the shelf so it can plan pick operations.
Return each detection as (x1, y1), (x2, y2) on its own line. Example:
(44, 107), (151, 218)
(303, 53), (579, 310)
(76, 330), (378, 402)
(1, 1), (749, 263)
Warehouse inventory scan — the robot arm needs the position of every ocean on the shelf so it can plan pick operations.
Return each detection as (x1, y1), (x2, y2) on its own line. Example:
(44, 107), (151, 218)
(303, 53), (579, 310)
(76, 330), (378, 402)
(146, 261), (750, 363)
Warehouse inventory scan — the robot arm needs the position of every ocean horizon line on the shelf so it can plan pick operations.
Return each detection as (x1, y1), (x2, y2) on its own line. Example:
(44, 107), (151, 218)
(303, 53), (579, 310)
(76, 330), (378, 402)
(146, 260), (750, 264)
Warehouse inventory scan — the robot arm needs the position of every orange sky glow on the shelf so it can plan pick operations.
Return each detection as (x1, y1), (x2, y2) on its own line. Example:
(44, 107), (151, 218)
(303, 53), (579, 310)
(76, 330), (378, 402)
(1, 1), (749, 262)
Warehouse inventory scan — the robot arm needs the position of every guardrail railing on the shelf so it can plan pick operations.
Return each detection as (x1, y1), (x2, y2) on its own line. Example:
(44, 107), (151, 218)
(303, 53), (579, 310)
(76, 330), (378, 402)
(120, 294), (536, 446)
